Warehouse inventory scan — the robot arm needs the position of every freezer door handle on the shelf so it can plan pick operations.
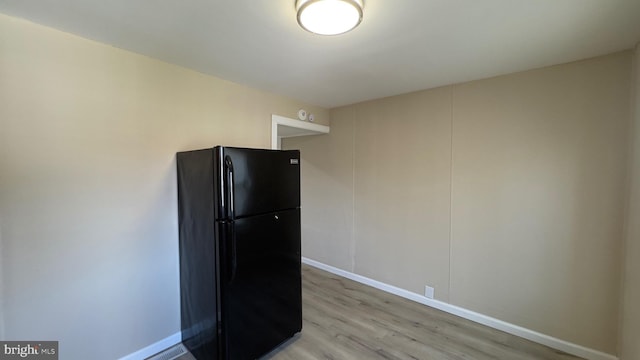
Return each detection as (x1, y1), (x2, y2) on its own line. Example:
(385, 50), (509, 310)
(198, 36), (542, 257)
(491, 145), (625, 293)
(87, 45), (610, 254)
(224, 156), (238, 283)
(224, 155), (235, 221)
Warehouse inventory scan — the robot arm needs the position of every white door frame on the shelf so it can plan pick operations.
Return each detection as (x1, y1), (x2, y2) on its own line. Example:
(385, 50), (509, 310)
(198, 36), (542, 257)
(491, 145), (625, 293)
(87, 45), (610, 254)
(271, 114), (330, 150)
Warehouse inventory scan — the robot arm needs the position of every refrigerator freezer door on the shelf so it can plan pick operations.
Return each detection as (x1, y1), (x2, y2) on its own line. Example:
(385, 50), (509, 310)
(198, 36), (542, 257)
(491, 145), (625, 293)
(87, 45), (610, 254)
(217, 147), (300, 219)
(221, 208), (302, 360)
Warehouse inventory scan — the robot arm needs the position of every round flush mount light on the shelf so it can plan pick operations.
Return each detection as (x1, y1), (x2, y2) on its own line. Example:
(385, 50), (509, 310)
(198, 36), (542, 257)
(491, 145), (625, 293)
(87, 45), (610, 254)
(296, 0), (364, 36)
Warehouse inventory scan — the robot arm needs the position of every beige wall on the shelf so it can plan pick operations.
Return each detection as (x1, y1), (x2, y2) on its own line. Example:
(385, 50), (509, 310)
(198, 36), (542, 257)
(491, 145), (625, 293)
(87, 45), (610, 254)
(286, 51), (632, 355)
(451, 53), (630, 354)
(0, 13), (328, 360)
(289, 107), (355, 270)
(0, 217), (4, 340)
(352, 89), (453, 300)
(621, 44), (640, 360)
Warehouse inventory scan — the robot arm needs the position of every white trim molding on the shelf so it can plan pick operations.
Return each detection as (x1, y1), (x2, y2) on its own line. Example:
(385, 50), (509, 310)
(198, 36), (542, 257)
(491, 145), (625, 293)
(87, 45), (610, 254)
(302, 257), (618, 360)
(120, 258), (618, 360)
(271, 114), (330, 150)
(118, 332), (181, 360)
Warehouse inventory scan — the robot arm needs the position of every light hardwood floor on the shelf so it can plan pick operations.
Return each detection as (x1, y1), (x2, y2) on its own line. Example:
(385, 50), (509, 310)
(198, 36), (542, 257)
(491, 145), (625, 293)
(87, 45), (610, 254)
(263, 264), (583, 360)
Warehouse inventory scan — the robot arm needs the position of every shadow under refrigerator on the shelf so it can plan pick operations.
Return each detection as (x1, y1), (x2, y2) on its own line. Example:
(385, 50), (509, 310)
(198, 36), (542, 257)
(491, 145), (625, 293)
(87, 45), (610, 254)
(176, 146), (302, 359)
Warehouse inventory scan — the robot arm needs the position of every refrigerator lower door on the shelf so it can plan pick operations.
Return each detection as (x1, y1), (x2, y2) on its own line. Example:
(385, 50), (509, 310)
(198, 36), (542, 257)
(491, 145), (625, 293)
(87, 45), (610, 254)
(221, 208), (302, 360)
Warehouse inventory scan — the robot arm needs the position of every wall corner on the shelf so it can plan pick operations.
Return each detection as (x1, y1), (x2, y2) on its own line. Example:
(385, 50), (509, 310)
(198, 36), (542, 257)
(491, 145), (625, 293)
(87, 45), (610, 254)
(620, 42), (640, 360)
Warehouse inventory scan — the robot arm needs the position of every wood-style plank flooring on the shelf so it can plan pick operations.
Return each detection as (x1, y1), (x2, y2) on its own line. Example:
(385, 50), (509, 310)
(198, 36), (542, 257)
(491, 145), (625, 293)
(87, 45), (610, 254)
(263, 264), (583, 360)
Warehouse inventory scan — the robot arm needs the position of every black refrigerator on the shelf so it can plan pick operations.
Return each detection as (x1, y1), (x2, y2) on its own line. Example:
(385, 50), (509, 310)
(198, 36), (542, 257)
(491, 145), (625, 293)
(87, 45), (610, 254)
(176, 146), (302, 359)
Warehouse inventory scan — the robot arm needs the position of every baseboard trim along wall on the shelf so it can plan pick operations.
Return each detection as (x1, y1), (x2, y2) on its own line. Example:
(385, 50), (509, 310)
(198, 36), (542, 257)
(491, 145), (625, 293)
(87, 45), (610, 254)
(302, 257), (618, 360)
(118, 332), (181, 360)
(120, 258), (617, 360)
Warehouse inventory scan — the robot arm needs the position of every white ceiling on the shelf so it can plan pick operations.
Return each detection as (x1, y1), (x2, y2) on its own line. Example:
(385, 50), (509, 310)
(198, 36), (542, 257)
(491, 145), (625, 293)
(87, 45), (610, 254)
(1, 0), (639, 108)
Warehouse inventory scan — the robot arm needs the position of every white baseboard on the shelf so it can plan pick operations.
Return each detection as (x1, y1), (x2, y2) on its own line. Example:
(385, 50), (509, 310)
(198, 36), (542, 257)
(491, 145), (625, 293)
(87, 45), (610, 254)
(302, 257), (617, 360)
(118, 332), (181, 360)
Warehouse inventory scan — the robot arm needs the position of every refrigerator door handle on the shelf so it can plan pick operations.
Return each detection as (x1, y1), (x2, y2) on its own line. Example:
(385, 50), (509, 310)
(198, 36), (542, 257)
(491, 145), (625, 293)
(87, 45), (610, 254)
(224, 156), (235, 221)
(227, 221), (238, 284)
(224, 156), (238, 283)
(229, 221), (237, 283)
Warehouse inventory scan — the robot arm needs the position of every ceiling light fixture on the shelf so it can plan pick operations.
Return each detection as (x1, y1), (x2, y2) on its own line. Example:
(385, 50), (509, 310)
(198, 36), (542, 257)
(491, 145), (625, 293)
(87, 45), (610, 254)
(296, 0), (364, 36)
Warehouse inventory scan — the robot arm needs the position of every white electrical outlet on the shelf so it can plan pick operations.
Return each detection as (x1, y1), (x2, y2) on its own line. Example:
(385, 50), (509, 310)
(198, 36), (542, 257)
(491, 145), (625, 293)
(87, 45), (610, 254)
(425, 285), (435, 299)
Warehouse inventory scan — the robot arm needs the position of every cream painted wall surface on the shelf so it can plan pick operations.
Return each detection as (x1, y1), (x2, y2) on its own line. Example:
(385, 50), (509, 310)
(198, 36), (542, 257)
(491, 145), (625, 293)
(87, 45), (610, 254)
(294, 51), (632, 356)
(0, 223), (4, 340)
(283, 108), (355, 271)
(0, 13), (328, 360)
(351, 89), (453, 300)
(285, 88), (453, 300)
(451, 52), (631, 355)
(621, 44), (640, 360)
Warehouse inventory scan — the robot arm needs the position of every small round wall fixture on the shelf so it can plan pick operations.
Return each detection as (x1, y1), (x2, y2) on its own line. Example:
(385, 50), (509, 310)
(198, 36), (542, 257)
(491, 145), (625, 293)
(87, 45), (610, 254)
(297, 109), (307, 120)
(296, 0), (364, 36)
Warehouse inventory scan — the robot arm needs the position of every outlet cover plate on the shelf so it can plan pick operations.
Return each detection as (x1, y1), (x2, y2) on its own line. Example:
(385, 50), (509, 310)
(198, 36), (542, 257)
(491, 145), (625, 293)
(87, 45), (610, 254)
(425, 286), (435, 299)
